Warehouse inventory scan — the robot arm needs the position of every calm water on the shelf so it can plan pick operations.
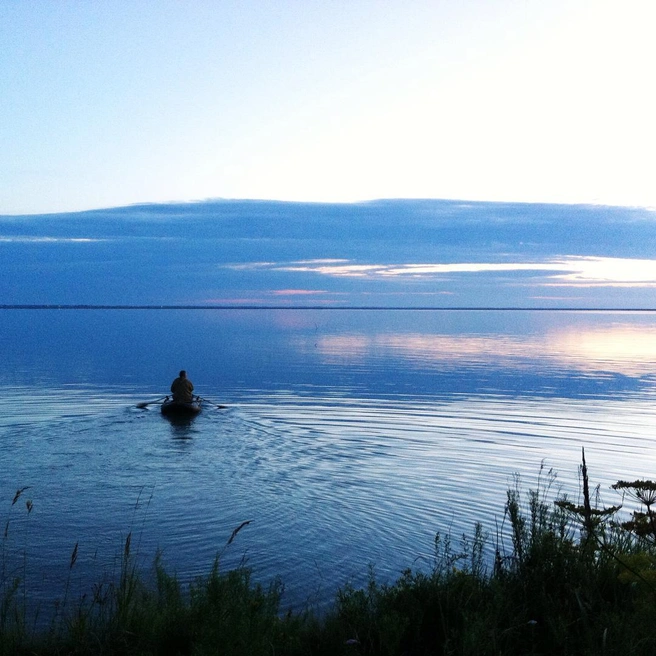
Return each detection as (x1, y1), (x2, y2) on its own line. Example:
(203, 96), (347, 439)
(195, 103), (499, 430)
(2, 309), (656, 613)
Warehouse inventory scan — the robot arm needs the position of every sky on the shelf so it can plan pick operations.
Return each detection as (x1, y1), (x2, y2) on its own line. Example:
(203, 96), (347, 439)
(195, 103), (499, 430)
(2, 0), (655, 215)
(2, 199), (656, 307)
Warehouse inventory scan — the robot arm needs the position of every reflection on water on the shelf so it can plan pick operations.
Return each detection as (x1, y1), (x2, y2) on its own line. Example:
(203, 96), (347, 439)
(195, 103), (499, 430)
(1, 310), (656, 614)
(309, 319), (656, 376)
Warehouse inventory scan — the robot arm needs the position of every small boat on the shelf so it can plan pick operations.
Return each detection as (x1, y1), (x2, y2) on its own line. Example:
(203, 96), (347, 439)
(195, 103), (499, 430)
(160, 396), (202, 418)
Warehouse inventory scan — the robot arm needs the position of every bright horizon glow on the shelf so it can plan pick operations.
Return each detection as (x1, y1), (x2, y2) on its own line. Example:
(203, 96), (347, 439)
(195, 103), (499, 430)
(2, 1), (655, 215)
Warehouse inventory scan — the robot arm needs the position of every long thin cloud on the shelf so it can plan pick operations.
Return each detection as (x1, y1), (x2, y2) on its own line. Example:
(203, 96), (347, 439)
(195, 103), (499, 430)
(0, 236), (106, 243)
(224, 256), (656, 287)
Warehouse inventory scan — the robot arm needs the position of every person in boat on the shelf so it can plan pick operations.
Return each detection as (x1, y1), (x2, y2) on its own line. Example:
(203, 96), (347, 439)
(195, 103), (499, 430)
(170, 370), (194, 404)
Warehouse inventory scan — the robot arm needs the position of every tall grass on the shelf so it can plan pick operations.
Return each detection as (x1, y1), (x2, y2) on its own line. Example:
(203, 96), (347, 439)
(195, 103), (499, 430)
(4, 451), (656, 654)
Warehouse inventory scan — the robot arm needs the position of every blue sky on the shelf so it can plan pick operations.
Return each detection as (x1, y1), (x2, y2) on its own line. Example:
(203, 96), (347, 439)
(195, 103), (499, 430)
(2, 1), (655, 215)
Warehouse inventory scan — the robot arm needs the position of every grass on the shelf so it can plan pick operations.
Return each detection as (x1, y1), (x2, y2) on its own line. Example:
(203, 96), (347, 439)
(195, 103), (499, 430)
(4, 450), (656, 654)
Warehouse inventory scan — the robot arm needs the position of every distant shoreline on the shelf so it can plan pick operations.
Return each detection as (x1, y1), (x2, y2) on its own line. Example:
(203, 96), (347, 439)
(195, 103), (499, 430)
(2, 305), (656, 312)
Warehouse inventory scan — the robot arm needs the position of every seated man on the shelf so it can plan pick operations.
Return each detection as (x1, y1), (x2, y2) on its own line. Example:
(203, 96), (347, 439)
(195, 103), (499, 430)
(171, 370), (194, 403)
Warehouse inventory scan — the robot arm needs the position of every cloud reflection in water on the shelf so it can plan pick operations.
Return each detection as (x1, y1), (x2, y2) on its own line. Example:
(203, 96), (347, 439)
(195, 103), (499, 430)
(309, 324), (656, 378)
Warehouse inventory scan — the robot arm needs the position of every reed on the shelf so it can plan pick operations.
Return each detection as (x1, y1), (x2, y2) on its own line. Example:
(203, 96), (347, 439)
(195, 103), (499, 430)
(1, 487), (34, 654)
(4, 453), (656, 655)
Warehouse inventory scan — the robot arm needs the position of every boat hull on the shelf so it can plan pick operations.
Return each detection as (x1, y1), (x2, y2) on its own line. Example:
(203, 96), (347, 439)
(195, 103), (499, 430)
(161, 399), (202, 417)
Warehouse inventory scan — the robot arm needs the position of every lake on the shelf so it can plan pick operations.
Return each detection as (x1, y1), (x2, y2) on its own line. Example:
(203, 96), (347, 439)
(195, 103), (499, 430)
(2, 308), (656, 615)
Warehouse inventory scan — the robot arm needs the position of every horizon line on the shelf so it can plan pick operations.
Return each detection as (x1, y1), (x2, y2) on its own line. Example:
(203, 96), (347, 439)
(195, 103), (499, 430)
(2, 305), (656, 312)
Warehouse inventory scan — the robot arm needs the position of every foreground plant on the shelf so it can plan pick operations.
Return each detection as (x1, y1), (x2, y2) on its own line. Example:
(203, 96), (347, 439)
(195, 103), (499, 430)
(5, 453), (656, 655)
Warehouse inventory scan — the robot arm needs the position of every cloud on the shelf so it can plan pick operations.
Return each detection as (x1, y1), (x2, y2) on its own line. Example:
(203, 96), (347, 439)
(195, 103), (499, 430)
(271, 289), (331, 296)
(280, 263), (384, 277)
(0, 236), (106, 243)
(548, 257), (656, 287)
(225, 259), (348, 272)
(223, 256), (656, 288)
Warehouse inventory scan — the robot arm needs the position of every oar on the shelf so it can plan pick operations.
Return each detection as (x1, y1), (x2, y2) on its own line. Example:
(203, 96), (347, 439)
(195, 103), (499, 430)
(198, 397), (228, 409)
(136, 396), (167, 409)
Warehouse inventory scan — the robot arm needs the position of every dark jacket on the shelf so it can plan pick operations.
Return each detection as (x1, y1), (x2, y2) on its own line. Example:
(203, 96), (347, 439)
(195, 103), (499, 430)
(171, 376), (194, 403)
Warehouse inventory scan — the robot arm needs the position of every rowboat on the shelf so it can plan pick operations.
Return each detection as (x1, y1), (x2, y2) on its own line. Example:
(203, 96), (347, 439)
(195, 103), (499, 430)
(160, 397), (202, 418)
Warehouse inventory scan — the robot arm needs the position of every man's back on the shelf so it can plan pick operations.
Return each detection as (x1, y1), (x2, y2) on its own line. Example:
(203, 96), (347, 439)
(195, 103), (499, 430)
(171, 373), (194, 403)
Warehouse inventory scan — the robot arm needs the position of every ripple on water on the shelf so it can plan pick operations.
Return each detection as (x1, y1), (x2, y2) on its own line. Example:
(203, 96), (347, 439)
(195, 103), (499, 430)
(2, 388), (656, 612)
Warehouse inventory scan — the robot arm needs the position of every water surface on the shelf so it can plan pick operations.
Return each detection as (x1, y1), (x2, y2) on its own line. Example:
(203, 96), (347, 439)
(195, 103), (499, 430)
(2, 309), (656, 613)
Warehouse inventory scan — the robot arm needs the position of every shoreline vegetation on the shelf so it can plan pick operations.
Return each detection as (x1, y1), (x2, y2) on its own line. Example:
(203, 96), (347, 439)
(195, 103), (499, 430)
(4, 451), (656, 655)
